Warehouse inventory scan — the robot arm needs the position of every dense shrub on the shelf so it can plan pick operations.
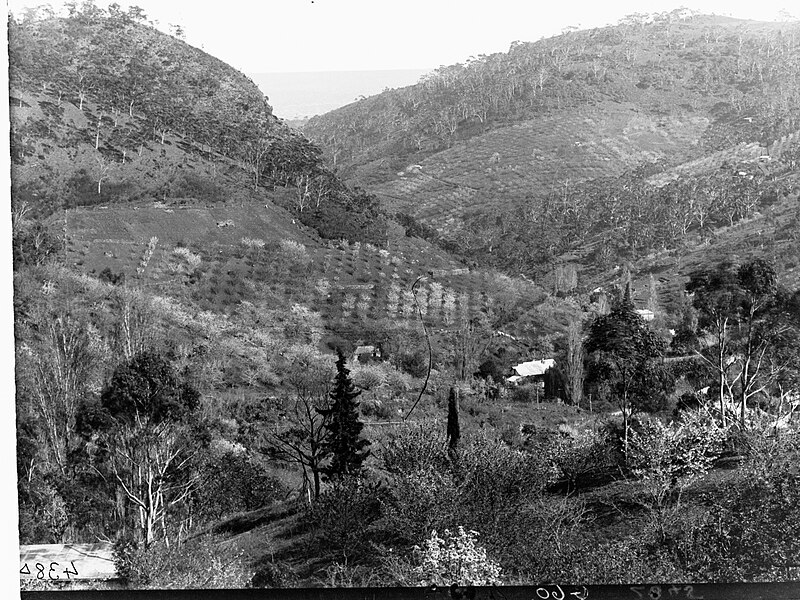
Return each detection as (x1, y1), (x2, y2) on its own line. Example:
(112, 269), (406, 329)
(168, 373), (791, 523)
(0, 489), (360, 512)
(305, 475), (386, 562)
(13, 221), (61, 267)
(510, 383), (542, 403)
(628, 412), (726, 500)
(193, 450), (288, 522)
(393, 349), (429, 378)
(350, 363), (387, 390)
(114, 536), (252, 589)
(171, 173), (226, 201)
(543, 427), (621, 491)
(687, 433), (800, 581)
(360, 395), (396, 420)
(410, 527), (503, 586)
(376, 425), (557, 548)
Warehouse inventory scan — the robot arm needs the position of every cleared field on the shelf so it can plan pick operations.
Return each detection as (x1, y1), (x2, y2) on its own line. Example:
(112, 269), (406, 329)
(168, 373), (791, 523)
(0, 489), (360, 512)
(65, 200), (318, 277)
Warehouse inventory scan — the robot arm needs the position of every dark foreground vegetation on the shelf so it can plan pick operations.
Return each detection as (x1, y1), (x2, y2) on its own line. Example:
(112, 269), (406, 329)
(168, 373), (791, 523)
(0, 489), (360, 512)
(16, 253), (800, 588)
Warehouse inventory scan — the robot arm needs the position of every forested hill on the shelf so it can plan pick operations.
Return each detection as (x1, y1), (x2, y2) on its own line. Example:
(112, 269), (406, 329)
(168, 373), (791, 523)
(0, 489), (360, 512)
(8, 4), (387, 245)
(303, 12), (800, 286)
(306, 12), (800, 174)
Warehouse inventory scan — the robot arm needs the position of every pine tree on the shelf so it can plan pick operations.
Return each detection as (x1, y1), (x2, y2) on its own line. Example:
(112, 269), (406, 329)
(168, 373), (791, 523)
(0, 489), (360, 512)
(318, 351), (370, 476)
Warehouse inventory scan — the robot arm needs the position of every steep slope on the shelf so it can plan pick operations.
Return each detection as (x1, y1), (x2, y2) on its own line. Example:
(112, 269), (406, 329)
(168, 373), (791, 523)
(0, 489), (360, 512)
(9, 7), (558, 347)
(8, 7), (387, 249)
(304, 13), (800, 282)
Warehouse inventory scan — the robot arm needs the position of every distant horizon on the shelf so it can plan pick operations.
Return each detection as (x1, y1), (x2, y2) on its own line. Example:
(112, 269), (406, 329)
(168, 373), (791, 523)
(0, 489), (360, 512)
(249, 68), (434, 121)
(249, 67), (435, 75)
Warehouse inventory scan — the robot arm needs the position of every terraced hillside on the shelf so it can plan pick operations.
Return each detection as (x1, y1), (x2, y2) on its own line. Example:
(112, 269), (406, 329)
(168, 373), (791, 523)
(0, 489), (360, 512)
(372, 102), (709, 231)
(64, 201), (553, 339)
(306, 14), (800, 281)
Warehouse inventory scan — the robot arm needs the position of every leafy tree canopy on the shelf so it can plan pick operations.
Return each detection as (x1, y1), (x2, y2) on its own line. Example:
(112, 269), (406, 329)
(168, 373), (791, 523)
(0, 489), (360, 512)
(99, 350), (200, 428)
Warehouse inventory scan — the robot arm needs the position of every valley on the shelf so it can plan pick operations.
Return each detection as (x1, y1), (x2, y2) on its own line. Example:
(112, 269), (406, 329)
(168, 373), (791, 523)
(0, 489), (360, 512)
(10, 4), (800, 591)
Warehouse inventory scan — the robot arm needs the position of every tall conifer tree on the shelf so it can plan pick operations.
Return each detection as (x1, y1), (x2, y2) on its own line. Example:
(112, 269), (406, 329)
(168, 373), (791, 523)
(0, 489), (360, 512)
(318, 351), (370, 476)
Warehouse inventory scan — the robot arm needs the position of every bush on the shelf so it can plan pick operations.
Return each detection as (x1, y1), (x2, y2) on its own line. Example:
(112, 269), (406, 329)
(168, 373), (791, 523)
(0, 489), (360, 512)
(378, 468), (458, 547)
(114, 536), (251, 589)
(360, 395), (395, 420)
(305, 475), (385, 562)
(394, 350), (428, 378)
(383, 367), (413, 392)
(490, 497), (587, 583)
(627, 412), (726, 510)
(510, 383), (542, 403)
(171, 173), (225, 201)
(98, 267), (126, 285)
(410, 527), (502, 586)
(544, 427), (620, 490)
(350, 363), (387, 390)
(193, 450), (288, 522)
(687, 432), (800, 581)
(454, 433), (556, 537)
(376, 426), (556, 546)
(379, 422), (450, 476)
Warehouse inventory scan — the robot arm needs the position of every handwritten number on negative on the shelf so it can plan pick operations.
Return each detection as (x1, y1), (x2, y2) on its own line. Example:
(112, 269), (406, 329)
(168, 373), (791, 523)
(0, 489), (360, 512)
(19, 560), (78, 579)
(536, 586), (581, 600)
(47, 562), (61, 580)
(684, 586), (702, 599)
(631, 586), (702, 600)
(63, 561), (78, 579)
(570, 587), (589, 600)
(649, 586), (662, 600)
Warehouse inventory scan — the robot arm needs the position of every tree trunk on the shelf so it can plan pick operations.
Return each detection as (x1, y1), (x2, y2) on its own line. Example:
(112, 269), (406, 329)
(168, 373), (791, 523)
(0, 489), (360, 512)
(313, 468), (321, 499)
(718, 320), (727, 428)
(446, 387), (461, 457)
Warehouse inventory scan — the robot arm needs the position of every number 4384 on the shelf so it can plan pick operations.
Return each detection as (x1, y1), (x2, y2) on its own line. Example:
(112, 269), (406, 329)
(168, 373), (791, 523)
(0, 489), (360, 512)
(20, 561), (79, 580)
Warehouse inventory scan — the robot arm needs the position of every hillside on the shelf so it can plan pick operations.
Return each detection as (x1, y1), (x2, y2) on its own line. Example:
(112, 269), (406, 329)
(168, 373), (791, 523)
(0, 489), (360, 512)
(304, 13), (800, 285)
(8, 6), (389, 248)
(14, 5), (800, 592)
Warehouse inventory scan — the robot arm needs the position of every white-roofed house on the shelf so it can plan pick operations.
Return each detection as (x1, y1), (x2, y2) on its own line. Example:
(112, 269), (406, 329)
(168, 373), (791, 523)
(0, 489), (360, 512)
(507, 358), (556, 401)
(507, 358), (555, 384)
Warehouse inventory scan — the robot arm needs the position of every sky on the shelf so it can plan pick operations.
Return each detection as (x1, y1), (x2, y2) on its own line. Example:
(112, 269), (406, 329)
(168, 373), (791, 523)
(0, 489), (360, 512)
(5, 0), (799, 74)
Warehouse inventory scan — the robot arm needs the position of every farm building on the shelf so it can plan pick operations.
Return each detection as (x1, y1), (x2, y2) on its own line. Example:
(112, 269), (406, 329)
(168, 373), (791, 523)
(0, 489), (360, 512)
(507, 358), (555, 385)
(352, 345), (381, 364)
(635, 308), (655, 321)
